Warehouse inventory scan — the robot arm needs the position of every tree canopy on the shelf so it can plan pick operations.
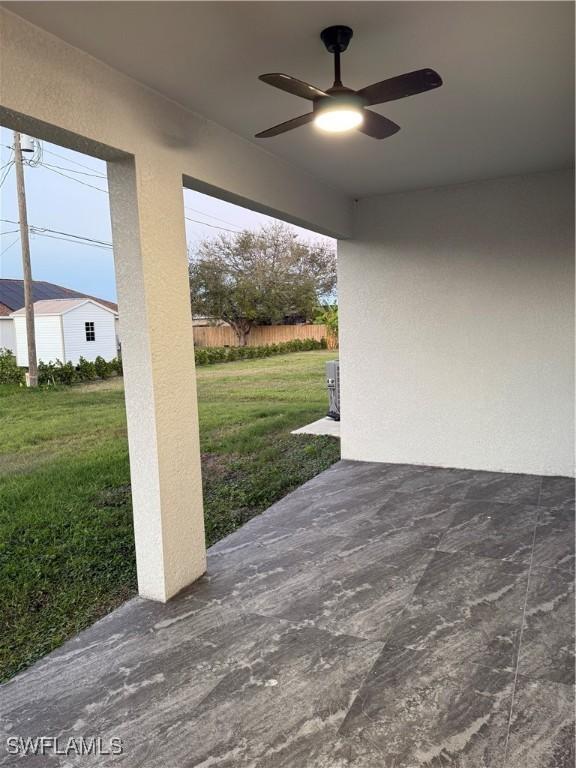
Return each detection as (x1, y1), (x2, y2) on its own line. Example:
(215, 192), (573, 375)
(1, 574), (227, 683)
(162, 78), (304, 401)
(189, 223), (336, 345)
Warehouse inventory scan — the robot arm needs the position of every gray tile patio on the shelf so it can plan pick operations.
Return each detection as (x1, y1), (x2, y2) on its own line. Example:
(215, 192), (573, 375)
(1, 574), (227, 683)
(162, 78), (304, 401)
(1, 461), (574, 767)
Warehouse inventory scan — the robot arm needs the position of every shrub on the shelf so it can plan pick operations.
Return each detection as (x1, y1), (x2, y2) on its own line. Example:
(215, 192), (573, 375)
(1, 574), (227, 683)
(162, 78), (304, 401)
(0, 348), (25, 385)
(94, 356), (111, 379)
(55, 361), (77, 386)
(110, 355), (123, 376)
(226, 347), (239, 361)
(37, 360), (55, 386)
(38, 360), (78, 386)
(193, 338), (324, 367)
(195, 349), (209, 366)
(76, 357), (97, 381)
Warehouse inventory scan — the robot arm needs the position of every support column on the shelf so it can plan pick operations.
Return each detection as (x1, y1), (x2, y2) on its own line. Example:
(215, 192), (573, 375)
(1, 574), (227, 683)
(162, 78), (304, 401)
(107, 153), (205, 601)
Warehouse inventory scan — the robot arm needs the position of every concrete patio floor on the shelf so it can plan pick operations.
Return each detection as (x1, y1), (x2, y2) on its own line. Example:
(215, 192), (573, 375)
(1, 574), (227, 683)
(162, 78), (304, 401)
(291, 416), (341, 438)
(1, 460), (574, 767)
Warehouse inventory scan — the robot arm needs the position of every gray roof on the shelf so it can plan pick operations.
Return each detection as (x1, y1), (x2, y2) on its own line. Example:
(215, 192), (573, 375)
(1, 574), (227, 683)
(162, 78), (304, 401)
(0, 279), (117, 316)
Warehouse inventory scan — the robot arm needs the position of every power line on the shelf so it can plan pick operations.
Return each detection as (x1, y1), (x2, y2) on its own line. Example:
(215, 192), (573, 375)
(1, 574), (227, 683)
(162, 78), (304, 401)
(0, 161), (14, 189)
(31, 232), (111, 250)
(29, 224), (112, 247)
(0, 155), (14, 172)
(30, 230), (112, 250)
(184, 216), (239, 234)
(0, 237), (20, 256)
(184, 205), (242, 230)
(41, 146), (105, 175)
(1, 218), (113, 249)
(40, 161), (107, 180)
(30, 231), (112, 251)
(31, 227), (112, 246)
(39, 163), (108, 193)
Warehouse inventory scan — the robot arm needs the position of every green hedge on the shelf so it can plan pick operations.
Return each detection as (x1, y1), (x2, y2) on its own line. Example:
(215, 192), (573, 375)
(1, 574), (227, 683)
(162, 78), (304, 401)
(0, 338), (323, 385)
(194, 337), (327, 366)
(37, 355), (123, 386)
(0, 350), (122, 387)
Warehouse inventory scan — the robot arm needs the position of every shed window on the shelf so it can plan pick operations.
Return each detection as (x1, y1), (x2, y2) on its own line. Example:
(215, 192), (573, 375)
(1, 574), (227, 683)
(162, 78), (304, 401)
(85, 322), (96, 342)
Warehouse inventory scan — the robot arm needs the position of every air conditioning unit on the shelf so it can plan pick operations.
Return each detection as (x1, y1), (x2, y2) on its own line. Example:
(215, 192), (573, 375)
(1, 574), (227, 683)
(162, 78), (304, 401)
(326, 360), (340, 421)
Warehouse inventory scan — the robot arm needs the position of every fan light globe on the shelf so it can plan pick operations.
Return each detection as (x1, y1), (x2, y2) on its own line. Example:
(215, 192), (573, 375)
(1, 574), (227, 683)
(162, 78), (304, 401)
(314, 107), (363, 133)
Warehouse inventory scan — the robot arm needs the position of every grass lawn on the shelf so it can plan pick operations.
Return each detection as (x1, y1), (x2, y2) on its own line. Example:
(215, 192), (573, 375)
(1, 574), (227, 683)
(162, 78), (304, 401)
(0, 350), (340, 681)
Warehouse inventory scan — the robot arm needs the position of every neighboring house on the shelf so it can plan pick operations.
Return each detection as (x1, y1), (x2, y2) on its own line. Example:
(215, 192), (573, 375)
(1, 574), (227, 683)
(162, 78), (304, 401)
(0, 278), (118, 315)
(11, 299), (118, 366)
(191, 316), (228, 327)
(0, 279), (119, 364)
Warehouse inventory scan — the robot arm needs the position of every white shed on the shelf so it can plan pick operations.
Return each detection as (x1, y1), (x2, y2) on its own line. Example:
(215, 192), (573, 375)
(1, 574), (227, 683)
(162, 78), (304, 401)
(11, 298), (119, 366)
(0, 316), (16, 352)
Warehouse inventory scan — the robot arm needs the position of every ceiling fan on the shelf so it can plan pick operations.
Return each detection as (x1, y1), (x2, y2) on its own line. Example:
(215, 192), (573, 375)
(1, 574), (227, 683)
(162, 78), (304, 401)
(255, 25), (442, 139)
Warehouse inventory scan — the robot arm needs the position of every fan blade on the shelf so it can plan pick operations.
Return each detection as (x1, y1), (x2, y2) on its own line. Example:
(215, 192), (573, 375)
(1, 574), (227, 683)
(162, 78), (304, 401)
(358, 110), (401, 140)
(358, 69), (443, 106)
(255, 113), (314, 138)
(259, 73), (329, 101)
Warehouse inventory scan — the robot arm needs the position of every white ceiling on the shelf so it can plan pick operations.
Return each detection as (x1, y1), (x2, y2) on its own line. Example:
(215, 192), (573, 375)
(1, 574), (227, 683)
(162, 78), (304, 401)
(6, 1), (574, 197)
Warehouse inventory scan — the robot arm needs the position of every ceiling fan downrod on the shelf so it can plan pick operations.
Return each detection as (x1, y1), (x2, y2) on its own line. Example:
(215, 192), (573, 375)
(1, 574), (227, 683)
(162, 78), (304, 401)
(320, 25), (354, 89)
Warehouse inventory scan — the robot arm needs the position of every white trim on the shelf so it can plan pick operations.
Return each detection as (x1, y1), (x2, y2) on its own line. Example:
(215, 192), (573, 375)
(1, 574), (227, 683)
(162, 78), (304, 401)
(10, 299), (119, 318)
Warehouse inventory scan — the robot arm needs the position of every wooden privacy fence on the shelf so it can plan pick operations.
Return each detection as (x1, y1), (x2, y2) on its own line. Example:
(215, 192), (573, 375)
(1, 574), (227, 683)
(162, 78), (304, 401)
(193, 324), (338, 349)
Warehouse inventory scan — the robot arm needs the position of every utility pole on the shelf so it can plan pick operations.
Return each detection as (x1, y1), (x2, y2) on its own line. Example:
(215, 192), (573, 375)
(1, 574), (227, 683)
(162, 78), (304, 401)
(13, 131), (38, 387)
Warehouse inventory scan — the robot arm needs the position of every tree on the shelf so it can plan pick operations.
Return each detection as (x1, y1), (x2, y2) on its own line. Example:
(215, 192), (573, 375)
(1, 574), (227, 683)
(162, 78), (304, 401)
(315, 303), (338, 339)
(189, 223), (336, 346)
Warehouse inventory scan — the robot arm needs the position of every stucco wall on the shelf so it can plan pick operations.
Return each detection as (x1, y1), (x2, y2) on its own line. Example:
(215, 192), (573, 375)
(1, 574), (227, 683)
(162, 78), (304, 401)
(339, 170), (574, 477)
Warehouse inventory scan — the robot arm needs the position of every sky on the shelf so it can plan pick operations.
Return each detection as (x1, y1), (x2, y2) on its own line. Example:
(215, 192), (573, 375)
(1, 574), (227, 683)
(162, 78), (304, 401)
(0, 126), (334, 303)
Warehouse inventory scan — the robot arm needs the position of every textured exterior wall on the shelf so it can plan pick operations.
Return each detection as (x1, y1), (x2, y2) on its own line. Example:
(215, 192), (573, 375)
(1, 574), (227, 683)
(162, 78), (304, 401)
(62, 302), (117, 364)
(107, 155), (207, 601)
(339, 170), (574, 477)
